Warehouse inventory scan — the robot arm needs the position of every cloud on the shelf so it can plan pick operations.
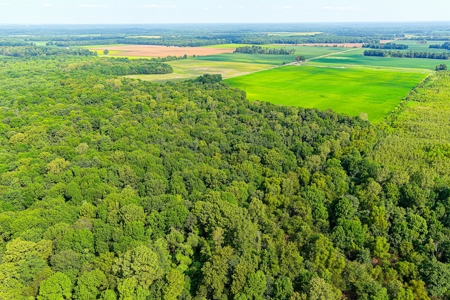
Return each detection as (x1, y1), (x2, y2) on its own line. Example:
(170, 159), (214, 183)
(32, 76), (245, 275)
(77, 4), (108, 8)
(322, 6), (363, 11)
(143, 4), (178, 9)
(279, 6), (292, 10)
(0, 3), (12, 6)
(42, 3), (53, 7)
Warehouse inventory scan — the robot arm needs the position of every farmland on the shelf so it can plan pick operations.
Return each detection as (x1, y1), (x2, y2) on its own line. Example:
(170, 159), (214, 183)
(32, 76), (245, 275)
(225, 65), (429, 122)
(127, 59), (273, 83)
(88, 45), (235, 57)
(85, 41), (445, 123)
(308, 48), (448, 70)
(203, 44), (349, 58)
(127, 45), (353, 81)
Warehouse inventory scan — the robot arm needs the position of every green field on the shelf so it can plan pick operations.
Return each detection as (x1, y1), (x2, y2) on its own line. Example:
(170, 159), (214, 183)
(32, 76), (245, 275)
(195, 47), (351, 65)
(194, 53), (297, 65)
(395, 40), (450, 53)
(127, 59), (273, 83)
(308, 49), (448, 70)
(225, 65), (429, 122)
(203, 44), (349, 57)
(34, 41), (48, 47)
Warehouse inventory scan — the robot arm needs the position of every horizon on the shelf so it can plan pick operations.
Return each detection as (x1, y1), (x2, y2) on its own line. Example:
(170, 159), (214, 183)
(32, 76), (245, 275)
(0, 0), (450, 24)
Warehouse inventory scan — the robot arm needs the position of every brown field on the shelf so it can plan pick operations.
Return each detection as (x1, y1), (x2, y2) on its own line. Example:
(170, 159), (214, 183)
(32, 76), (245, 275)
(89, 45), (235, 57)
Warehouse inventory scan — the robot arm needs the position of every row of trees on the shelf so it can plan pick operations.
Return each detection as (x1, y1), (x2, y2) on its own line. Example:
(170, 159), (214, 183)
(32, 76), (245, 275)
(0, 41), (35, 47)
(430, 42), (450, 50)
(234, 45), (296, 55)
(362, 42), (409, 49)
(43, 35), (398, 47)
(0, 46), (96, 57)
(364, 49), (450, 59)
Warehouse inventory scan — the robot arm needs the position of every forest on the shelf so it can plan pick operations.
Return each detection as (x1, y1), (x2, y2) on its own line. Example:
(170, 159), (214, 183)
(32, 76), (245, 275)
(0, 46), (449, 300)
(1, 23), (450, 299)
(0, 46), (96, 57)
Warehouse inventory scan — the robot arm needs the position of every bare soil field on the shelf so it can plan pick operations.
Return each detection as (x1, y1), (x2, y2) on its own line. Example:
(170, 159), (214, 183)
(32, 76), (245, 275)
(89, 45), (235, 57)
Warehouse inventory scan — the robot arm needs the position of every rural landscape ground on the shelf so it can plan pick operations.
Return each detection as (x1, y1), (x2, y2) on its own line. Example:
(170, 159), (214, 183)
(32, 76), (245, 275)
(83, 39), (446, 122)
(2, 22), (450, 299)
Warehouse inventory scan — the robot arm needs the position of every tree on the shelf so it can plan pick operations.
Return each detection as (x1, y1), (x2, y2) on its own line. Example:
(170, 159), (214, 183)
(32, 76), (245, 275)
(436, 63), (448, 71)
(74, 269), (108, 300)
(37, 272), (73, 300)
(104, 49), (109, 55)
(113, 245), (164, 289)
(296, 55), (306, 62)
(309, 277), (342, 300)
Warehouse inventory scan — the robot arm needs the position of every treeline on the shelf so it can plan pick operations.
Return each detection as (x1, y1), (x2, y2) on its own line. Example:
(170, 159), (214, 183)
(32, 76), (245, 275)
(74, 58), (173, 75)
(430, 42), (450, 50)
(0, 46), (96, 57)
(364, 49), (450, 59)
(46, 38), (229, 48)
(43, 34), (398, 47)
(0, 41), (35, 47)
(234, 45), (295, 55)
(362, 42), (409, 49)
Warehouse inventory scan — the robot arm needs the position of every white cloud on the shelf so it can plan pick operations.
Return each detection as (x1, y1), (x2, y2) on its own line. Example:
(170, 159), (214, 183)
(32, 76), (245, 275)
(280, 6), (292, 9)
(322, 6), (362, 11)
(0, 3), (12, 6)
(143, 4), (178, 9)
(77, 4), (107, 8)
(42, 3), (53, 7)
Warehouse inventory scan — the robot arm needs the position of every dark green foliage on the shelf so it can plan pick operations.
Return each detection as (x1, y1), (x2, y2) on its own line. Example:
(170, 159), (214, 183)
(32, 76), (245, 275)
(0, 46), (96, 57)
(0, 53), (448, 300)
(234, 45), (295, 55)
(436, 63), (448, 71)
(429, 42), (450, 50)
(364, 49), (450, 59)
(362, 42), (409, 49)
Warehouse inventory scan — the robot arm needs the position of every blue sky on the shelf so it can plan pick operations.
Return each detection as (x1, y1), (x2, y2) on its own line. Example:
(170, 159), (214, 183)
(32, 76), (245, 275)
(0, 0), (449, 24)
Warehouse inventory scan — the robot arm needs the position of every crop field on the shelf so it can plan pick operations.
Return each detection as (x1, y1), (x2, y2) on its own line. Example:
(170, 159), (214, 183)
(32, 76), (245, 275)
(127, 59), (273, 83)
(395, 40), (450, 53)
(193, 53), (297, 65)
(88, 45), (235, 57)
(308, 49), (448, 70)
(203, 44), (349, 57)
(225, 65), (429, 122)
(196, 46), (350, 65)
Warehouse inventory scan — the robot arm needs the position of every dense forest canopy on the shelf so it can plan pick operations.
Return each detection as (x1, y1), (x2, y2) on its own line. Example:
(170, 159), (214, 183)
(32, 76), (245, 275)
(0, 48), (450, 299)
(1, 22), (450, 299)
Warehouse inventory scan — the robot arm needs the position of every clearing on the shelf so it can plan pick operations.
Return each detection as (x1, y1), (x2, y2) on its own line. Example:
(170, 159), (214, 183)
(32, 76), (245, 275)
(127, 59), (273, 83)
(225, 65), (429, 122)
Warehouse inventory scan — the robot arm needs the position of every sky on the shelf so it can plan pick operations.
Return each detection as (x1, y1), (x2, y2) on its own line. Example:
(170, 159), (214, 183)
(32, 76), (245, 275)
(0, 0), (449, 24)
